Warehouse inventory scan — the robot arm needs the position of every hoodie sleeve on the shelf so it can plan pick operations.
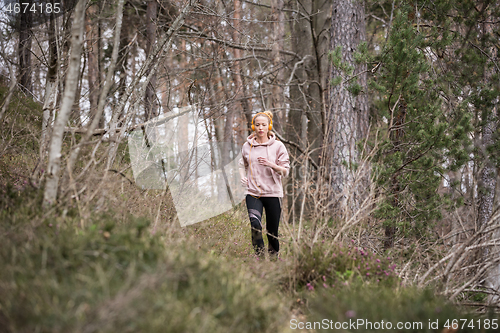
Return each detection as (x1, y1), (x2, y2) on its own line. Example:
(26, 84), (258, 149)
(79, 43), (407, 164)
(276, 142), (290, 177)
(239, 144), (249, 171)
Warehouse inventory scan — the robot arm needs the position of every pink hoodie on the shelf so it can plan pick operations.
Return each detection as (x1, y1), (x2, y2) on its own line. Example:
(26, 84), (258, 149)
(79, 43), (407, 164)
(239, 133), (290, 198)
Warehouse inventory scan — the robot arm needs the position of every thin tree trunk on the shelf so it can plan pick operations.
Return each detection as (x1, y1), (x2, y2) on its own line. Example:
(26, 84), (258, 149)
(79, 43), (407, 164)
(117, 10), (130, 126)
(287, 0), (311, 224)
(287, 0), (330, 222)
(178, 110), (190, 182)
(145, 0), (158, 121)
(43, 0), (87, 206)
(18, 0), (33, 94)
(229, 0), (251, 142)
(270, 0), (285, 132)
(71, 47), (84, 126)
(58, 7), (73, 101)
(63, 0), (125, 187)
(208, 77), (227, 202)
(102, 0), (196, 176)
(222, 100), (234, 168)
(298, 110), (308, 232)
(37, 11), (59, 184)
(0, 59), (16, 123)
(308, 0), (330, 163)
(384, 98), (407, 249)
(176, 39), (189, 182)
(0, 11), (17, 120)
(85, 3), (103, 127)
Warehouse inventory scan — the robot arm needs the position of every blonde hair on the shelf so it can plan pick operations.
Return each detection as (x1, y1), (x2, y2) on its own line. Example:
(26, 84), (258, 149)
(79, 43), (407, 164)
(253, 111), (274, 137)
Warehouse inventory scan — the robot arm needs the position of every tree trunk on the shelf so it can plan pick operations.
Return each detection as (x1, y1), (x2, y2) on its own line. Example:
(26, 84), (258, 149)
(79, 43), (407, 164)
(177, 109), (190, 182)
(18, 0), (33, 94)
(145, 0), (158, 121)
(383, 98), (407, 249)
(328, 0), (368, 216)
(43, 0), (87, 206)
(229, 0), (251, 144)
(117, 7), (131, 126)
(208, 78), (227, 202)
(270, 0), (285, 132)
(62, 0), (125, 188)
(103, 0), (196, 172)
(0, 57), (16, 123)
(481, 106), (498, 303)
(475, 4), (500, 304)
(38, 11), (59, 183)
(476, 113), (497, 231)
(287, 0), (330, 223)
(85, 3), (103, 128)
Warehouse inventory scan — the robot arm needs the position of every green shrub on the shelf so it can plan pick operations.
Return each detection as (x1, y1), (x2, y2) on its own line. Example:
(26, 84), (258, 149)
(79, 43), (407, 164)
(282, 240), (399, 292)
(307, 285), (497, 332)
(0, 200), (287, 332)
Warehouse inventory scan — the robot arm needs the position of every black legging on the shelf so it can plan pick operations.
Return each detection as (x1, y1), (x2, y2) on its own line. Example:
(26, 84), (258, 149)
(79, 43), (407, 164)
(245, 195), (281, 255)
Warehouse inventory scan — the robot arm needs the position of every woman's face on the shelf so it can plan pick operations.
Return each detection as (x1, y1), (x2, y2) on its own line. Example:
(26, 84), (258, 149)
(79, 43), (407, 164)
(254, 115), (269, 138)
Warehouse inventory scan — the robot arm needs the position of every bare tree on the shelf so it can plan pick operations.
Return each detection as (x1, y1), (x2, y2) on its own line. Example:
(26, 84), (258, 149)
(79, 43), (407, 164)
(85, 2), (103, 128)
(17, 0), (33, 94)
(269, 0), (285, 132)
(0, 19), (18, 123)
(82, 0), (199, 206)
(37, 9), (60, 185)
(63, 0), (126, 187)
(145, 0), (159, 121)
(43, 0), (87, 206)
(286, 0), (330, 223)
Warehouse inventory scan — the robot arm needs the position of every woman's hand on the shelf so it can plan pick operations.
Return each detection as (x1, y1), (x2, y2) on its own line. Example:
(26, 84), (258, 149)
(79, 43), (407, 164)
(258, 157), (286, 176)
(240, 176), (248, 187)
(257, 157), (276, 168)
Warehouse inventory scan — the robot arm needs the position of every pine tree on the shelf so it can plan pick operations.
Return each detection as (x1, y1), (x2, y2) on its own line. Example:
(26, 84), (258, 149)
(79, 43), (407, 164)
(327, 0), (369, 217)
(369, 6), (472, 248)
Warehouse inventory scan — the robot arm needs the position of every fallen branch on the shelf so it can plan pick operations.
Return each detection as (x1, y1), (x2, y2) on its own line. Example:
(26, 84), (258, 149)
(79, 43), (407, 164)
(108, 169), (134, 185)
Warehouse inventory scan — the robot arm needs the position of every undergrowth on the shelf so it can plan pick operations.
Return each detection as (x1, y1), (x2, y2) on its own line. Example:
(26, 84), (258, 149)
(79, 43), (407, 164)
(1, 82), (497, 332)
(309, 286), (498, 332)
(0, 185), (289, 333)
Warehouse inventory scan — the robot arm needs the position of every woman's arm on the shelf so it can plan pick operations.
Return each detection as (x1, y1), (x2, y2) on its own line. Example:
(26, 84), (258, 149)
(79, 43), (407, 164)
(238, 152), (248, 187)
(257, 143), (290, 177)
(272, 163), (288, 177)
(239, 167), (248, 185)
(257, 157), (287, 176)
(239, 167), (246, 179)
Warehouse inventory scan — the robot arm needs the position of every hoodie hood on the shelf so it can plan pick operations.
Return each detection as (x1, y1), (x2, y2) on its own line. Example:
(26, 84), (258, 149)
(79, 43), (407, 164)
(246, 133), (276, 146)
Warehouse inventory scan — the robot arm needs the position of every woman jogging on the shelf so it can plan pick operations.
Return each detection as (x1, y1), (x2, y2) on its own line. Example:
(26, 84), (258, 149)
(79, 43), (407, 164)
(239, 111), (290, 258)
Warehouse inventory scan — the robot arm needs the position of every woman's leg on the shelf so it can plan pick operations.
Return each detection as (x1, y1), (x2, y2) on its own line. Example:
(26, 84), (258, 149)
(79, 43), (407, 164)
(261, 197), (281, 255)
(245, 195), (265, 255)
